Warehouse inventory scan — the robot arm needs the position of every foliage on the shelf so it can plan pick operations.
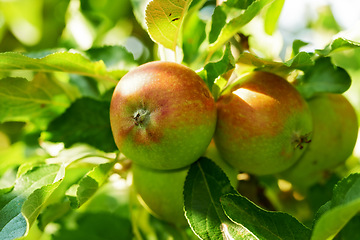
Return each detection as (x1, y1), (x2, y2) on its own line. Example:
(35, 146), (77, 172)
(0, 0), (360, 239)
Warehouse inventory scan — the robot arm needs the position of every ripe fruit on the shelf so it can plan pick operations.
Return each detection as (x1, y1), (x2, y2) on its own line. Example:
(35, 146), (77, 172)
(132, 156), (238, 226)
(214, 71), (313, 175)
(279, 93), (358, 190)
(110, 61), (217, 170)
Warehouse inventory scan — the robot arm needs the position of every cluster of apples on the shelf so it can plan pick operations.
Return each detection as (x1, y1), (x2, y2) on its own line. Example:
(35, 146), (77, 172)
(110, 61), (358, 225)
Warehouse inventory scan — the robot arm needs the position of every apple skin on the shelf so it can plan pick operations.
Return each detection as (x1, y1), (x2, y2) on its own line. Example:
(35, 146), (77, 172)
(278, 93), (358, 191)
(110, 61), (217, 170)
(132, 152), (238, 226)
(214, 71), (313, 175)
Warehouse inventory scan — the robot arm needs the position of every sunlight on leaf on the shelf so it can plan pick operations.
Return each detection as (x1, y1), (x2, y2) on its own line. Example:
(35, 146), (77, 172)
(67, 161), (116, 209)
(0, 74), (79, 127)
(221, 194), (311, 240)
(145, 0), (193, 51)
(0, 164), (64, 240)
(0, 51), (123, 84)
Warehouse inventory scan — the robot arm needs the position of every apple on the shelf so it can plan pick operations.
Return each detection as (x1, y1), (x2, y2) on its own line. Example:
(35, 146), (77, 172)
(110, 61), (217, 170)
(214, 71), (313, 175)
(132, 155), (238, 226)
(203, 139), (239, 188)
(278, 93), (358, 190)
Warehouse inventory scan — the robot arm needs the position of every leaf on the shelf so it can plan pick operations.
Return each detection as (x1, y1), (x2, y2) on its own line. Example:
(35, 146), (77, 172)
(184, 157), (254, 240)
(296, 57), (351, 99)
(85, 46), (138, 73)
(0, 164), (64, 240)
(292, 40), (309, 56)
(284, 51), (315, 70)
(236, 51), (314, 75)
(221, 194), (311, 240)
(208, 0), (274, 60)
(0, 74), (79, 126)
(145, 0), (193, 51)
(202, 44), (235, 91)
(263, 0), (285, 35)
(0, 51), (122, 84)
(336, 215), (360, 240)
(67, 161), (116, 208)
(311, 173), (360, 240)
(316, 38), (360, 56)
(46, 97), (117, 152)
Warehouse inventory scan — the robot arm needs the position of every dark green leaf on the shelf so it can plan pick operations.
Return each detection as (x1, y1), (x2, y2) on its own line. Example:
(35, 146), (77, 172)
(284, 51), (315, 69)
(296, 57), (351, 99)
(184, 157), (253, 240)
(67, 161), (116, 208)
(209, 6), (227, 44)
(336, 215), (360, 240)
(203, 44), (235, 91)
(225, 0), (256, 9)
(208, 0), (274, 59)
(0, 164), (64, 240)
(46, 98), (117, 152)
(311, 173), (360, 240)
(221, 194), (311, 240)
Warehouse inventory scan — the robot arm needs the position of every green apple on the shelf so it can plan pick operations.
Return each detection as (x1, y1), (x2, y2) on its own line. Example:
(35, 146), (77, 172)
(132, 155), (238, 226)
(110, 61), (217, 170)
(203, 139), (238, 188)
(214, 71), (313, 175)
(279, 93), (358, 190)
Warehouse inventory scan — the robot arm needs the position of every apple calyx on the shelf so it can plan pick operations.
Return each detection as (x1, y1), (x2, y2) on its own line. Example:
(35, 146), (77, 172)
(292, 133), (312, 150)
(133, 109), (151, 127)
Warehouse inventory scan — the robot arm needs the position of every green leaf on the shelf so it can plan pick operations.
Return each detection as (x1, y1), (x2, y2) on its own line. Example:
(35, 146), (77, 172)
(0, 51), (122, 84)
(204, 44), (235, 87)
(85, 46), (138, 73)
(311, 173), (360, 240)
(336, 215), (360, 240)
(284, 51), (315, 69)
(0, 164), (64, 240)
(46, 98), (117, 152)
(236, 51), (314, 75)
(184, 157), (254, 240)
(208, 0), (274, 60)
(292, 40), (309, 56)
(145, 0), (193, 51)
(263, 0), (285, 35)
(316, 38), (360, 56)
(296, 57), (351, 99)
(221, 194), (311, 240)
(0, 74), (78, 126)
(67, 161), (116, 208)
